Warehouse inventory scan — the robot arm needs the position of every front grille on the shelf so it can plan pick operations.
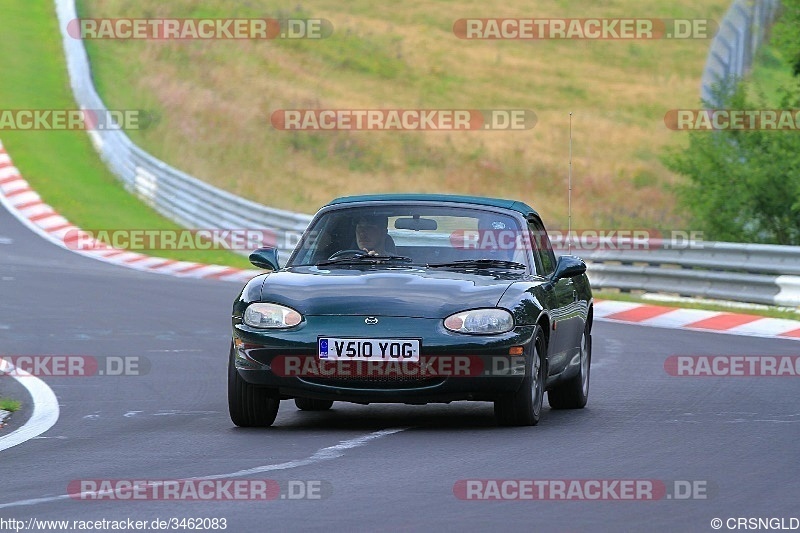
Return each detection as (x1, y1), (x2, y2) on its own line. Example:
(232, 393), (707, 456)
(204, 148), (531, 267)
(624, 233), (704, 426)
(301, 376), (445, 389)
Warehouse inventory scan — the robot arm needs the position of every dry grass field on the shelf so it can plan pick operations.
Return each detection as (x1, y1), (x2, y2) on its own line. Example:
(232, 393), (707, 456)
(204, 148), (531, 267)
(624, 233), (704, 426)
(78, 0), (730, 229)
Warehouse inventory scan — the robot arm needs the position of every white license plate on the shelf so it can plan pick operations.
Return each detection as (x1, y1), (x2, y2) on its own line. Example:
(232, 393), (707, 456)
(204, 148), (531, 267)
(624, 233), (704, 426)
(318, 337), (420, 362)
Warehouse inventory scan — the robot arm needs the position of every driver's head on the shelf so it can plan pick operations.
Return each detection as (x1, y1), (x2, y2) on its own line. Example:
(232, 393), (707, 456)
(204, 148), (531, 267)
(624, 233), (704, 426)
(355, 214), (388, 252)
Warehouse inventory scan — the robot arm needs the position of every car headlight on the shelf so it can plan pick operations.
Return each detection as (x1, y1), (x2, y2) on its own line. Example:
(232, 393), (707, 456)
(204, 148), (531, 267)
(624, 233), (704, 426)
(244, 303), (302, 328)
(444, 308), (514, 334)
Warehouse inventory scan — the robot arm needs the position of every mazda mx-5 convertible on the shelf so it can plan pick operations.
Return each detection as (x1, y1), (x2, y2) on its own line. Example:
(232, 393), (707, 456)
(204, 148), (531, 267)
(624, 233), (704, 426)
(229, 194), (593, 427)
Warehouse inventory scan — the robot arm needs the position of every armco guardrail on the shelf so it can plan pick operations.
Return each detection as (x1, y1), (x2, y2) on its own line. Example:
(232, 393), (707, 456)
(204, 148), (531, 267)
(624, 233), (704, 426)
(55, 0), (312, 259)
(572, 242), (800, 307)
(55, 0), (800, 306)
(701, 0), (780, 106)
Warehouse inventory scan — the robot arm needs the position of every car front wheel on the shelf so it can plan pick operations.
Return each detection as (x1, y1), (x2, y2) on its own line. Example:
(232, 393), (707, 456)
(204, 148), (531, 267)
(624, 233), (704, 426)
(494, 327), (546, 426)
(228, 343), (280, 427)
(548, 324), (591, 409)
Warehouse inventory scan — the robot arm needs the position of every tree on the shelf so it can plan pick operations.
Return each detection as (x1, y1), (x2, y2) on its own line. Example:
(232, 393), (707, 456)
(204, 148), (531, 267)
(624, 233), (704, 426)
(662, 83), (800, 244)
(770, 0), (800, 76)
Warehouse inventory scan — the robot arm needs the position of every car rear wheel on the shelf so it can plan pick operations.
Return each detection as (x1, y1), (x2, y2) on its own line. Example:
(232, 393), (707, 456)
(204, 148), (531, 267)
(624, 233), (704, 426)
(228, 343), (280, 427)
(494, 327), (546, 426)
(548, 324), (591, 409)
(294, 398), (334, 411)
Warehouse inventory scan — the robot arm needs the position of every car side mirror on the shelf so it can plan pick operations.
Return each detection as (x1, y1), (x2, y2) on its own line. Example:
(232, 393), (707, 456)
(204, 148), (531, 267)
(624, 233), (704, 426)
(249, 247), (280, 271)
(551, 255), (586, 281)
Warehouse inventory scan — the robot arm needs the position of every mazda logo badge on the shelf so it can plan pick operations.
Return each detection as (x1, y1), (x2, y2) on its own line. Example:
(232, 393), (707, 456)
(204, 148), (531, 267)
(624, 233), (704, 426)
(365, 317), (379, 325)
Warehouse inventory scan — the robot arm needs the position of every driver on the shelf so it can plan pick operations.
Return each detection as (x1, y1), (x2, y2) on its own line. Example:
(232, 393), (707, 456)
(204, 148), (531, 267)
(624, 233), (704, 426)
(355, 214), (389, 255)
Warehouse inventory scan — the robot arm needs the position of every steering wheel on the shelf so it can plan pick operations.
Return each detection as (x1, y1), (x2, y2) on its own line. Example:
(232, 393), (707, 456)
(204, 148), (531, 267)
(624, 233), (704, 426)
(327, 249), (367, 260)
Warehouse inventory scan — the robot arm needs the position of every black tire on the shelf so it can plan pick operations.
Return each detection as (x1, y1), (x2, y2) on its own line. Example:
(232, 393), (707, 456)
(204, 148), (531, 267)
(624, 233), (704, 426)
(294, 398), (334, 411)
(548, 325), (591, 409)
(494, 327), (546, 426)
(228, 343), (280, 427)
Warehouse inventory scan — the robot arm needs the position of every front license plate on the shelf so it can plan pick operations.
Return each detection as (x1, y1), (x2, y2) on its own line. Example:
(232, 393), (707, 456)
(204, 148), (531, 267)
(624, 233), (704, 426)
(318, 337), (420, 362)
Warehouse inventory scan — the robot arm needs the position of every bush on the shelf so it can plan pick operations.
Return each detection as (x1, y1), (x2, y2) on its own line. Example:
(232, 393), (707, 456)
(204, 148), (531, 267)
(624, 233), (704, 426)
(662, 82), (800, 244)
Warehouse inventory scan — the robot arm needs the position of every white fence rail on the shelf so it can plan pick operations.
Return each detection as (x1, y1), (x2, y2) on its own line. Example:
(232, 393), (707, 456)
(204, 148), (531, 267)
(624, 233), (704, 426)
(573, 242), (800, 306)
(55, 0), (800, 306)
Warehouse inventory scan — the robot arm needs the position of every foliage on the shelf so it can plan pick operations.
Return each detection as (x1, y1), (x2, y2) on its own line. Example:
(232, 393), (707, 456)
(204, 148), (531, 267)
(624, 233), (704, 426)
(0, 399), (21, 412)
(771, 0), (800, 76)
(663, 82), (800, 244)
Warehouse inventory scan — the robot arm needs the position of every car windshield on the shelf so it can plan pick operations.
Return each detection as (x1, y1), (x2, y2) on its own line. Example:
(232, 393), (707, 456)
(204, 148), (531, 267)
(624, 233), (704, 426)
(287, 204), (532, 271)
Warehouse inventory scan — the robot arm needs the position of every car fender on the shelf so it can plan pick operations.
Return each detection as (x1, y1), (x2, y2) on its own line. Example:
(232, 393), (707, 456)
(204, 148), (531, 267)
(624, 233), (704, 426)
(232, 273), (270, 319)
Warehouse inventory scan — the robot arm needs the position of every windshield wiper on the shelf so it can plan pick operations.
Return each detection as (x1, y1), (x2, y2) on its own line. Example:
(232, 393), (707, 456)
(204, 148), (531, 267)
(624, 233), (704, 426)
(426, 259), (526, 270)
(316, 253), (414, 266)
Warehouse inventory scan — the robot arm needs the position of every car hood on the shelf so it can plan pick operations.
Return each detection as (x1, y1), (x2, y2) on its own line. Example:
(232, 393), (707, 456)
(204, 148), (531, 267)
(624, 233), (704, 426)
(259, 266), (521, 318)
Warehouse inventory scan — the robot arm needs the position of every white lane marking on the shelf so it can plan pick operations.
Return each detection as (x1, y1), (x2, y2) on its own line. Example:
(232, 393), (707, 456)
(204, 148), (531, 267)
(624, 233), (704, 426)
(0, 236), (12, 245)
(0, 427), (406, 509)
(0, 359), (60, 453)
(196, 428), (407, 480)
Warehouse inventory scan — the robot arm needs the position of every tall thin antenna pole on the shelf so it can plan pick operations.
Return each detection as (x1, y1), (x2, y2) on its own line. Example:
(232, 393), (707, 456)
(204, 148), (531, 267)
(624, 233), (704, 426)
(568, 112), (573, 255)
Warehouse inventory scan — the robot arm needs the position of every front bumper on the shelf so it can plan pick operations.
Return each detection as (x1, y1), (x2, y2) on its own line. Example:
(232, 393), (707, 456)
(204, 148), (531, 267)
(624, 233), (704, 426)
(232, 316), (536, 403)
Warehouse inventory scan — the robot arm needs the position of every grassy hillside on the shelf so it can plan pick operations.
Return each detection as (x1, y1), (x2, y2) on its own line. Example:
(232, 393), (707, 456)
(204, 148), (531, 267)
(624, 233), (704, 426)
(77, 0), (730, 229)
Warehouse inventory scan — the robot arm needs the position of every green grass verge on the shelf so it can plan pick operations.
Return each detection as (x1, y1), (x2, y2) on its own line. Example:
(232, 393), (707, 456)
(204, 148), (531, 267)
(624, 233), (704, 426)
(0, 398), (22, 412)
(0, 2), (250, 268)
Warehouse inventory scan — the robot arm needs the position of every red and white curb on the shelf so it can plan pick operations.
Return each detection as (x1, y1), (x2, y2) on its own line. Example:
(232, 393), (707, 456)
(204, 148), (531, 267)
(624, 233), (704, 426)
(0, 141), (262, 283)
(594, 299), (800, 341)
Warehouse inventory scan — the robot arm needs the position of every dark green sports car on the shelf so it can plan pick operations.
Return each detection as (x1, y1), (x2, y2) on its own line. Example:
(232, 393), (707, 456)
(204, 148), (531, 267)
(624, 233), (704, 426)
(229, 194), (593, 427)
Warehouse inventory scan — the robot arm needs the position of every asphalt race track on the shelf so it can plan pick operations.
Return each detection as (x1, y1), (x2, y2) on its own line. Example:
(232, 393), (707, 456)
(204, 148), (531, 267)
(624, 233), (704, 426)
(1, 201), (798, 533)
